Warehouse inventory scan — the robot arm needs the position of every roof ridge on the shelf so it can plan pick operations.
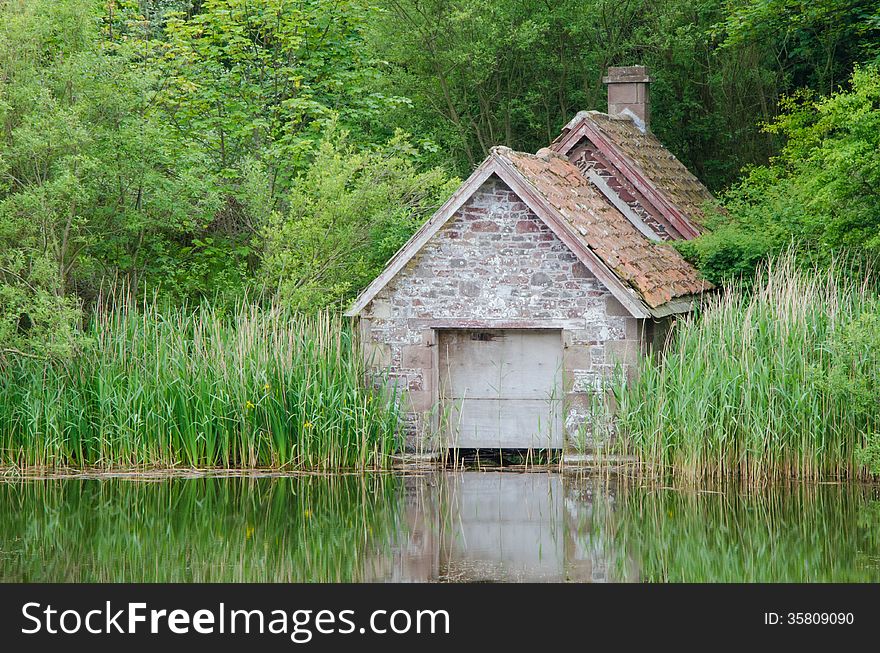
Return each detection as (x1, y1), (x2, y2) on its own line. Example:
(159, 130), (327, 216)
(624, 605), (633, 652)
(491, 145), (569, 164)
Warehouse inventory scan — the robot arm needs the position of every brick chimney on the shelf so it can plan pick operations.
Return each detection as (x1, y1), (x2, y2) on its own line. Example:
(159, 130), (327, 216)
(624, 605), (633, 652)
(603, 65), (652, 132)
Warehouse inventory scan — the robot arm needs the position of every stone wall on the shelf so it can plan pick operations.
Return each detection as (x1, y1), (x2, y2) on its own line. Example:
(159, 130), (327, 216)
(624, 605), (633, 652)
(358, 174), (644, 451)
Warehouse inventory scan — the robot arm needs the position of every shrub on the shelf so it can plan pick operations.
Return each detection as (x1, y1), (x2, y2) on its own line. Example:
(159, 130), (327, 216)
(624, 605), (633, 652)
(683, 65), (880, 283)
(260, 129), (457, 310)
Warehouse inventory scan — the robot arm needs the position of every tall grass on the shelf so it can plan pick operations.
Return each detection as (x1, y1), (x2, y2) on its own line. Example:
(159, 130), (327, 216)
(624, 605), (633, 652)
(615, 254), (880, 481)
(0, 299), (401, 471)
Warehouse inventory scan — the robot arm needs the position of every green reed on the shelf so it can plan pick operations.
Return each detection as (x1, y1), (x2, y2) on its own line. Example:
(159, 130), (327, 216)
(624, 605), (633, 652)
(614, 254), (880, 481)
(0, 300), (401, 470)
(0, 475), (404, 582)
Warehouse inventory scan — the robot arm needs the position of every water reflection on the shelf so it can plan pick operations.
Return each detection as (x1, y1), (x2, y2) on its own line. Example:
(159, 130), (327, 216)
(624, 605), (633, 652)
(434, 472), (624, 582)
(1, 471), (878, 582)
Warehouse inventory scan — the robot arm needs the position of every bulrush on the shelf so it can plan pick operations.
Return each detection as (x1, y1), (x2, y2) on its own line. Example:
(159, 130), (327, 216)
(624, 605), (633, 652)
(614, 252), (880, 482)
(0, 298), (401, 472)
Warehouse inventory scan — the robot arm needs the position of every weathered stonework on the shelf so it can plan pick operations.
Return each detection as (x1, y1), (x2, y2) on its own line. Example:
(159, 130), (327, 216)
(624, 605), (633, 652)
(358, 175), (648, 452)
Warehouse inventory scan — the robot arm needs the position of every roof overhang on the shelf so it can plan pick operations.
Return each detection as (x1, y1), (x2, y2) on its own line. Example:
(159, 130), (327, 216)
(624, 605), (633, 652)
(647, 293), (708, 318)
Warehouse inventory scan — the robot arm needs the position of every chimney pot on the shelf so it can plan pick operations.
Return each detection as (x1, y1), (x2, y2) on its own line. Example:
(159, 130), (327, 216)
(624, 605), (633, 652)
(603, 65), (652, 131)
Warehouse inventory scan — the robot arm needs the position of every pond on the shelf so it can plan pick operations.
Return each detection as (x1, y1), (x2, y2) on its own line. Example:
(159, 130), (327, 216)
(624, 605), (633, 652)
(1, 471), (878, 582)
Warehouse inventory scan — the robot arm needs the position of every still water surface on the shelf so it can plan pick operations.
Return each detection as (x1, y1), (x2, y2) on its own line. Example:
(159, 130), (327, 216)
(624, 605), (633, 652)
(1, 471), (878, 582)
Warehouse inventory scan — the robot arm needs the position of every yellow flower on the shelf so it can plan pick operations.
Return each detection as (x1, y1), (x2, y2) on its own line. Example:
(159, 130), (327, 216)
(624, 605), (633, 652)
(303, 510), (311, 519)
(263, 383), (270, 391)
(246, 400), (255, 410)
(245, 525), (255, 540)
(303, 421), (313, 429)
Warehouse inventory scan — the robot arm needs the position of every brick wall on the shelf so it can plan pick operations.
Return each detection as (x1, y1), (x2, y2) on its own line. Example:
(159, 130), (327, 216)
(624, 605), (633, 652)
(568, 140), (680, 241)
(358, 175), (644, 452)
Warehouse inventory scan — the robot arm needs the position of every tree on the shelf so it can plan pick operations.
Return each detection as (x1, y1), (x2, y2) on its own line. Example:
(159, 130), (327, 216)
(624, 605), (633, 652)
(0, 0), (223, 353)
(159, 0), (408, 198)
(260, 128), (456, 309)
(679, 65), (880, 283)
(718, 0), (880, 94)
(368, 0), (789, 189)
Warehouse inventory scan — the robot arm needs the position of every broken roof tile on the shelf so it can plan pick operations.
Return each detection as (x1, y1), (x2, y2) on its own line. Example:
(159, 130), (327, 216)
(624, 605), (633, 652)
(553, 111), (717, 227)
(496, 148), (712, 309)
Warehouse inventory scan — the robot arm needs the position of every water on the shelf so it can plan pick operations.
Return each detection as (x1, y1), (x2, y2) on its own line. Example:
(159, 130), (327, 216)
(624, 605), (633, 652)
(1, 471), (878, 582)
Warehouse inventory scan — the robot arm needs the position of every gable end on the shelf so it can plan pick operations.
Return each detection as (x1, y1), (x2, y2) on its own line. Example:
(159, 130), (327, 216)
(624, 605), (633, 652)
(551, 112), (705, 239)
(347, 155), (653, 319)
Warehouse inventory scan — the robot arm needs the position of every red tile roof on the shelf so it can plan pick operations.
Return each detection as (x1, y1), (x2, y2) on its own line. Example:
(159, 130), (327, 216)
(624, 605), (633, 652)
(553, 111), (717, 228)
(496, 147), (712, 308)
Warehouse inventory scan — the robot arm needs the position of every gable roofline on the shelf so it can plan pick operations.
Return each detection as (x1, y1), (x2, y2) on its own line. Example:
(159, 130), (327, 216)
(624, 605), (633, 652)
(346, 150), (658, 319)
(344, 157), (497, 317)
(551, 111), (703, 240)
(491, 151), (652, 319)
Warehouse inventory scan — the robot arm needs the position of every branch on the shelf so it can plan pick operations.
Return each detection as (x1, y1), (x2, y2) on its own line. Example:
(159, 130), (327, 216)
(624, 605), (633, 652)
(0, 348), (43, 360)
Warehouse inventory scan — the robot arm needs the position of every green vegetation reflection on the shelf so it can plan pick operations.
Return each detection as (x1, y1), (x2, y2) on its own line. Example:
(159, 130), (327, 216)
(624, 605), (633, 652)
(0, 474), (403, 582)
(3, 472), (880, 583)
(586, 480), (880, 582)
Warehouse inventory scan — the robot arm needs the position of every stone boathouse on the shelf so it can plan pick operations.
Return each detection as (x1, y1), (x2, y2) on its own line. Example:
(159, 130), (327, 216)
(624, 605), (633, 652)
(346, 66), (715, 453)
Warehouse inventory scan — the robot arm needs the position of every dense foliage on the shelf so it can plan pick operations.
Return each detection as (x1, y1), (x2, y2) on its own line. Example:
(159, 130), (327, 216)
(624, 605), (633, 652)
(679, 65), (880, 283)
(0, 0), (451, 356)
(369, 0), (880, 186)
(0, 1), (878, 474)
(1, 0), (878, 356)
(260, 128), (457, 309)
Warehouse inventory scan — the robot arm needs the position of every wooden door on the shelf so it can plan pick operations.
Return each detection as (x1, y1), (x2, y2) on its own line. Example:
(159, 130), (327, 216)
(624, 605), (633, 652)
(438, 329), (563, 449)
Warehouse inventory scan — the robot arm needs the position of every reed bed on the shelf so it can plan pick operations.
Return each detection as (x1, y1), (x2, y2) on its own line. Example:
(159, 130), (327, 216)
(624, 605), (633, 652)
(614, 255), (880, 482)
(0, 300), (401, 471)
